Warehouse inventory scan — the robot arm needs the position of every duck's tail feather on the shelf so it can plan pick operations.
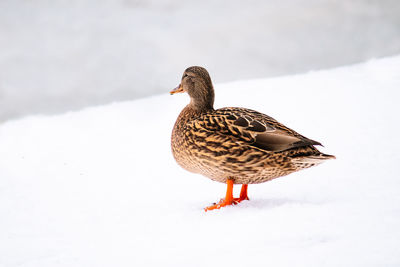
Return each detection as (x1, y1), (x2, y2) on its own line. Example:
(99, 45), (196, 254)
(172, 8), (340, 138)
(290, 153), (335, 169)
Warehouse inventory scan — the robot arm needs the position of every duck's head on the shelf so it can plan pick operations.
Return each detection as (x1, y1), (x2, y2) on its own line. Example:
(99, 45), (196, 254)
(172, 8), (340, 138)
(170, 66), (215, 111)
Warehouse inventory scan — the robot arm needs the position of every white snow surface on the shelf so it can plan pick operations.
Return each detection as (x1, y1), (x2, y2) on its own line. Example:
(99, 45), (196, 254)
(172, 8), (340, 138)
(1, 56), (400, 266)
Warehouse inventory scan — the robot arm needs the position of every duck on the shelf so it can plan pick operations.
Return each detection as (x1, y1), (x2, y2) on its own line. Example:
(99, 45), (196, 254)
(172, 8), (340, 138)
(170, 66), (335, 211)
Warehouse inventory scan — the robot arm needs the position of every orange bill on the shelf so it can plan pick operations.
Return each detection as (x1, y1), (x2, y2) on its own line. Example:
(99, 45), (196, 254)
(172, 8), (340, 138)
(170, 84), (185, 95)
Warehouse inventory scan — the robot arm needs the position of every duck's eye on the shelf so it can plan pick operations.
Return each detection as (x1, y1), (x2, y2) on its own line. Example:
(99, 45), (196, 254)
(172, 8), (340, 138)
(183, 74), (188, 78)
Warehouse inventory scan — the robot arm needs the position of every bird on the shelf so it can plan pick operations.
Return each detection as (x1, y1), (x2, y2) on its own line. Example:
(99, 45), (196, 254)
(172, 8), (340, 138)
(170, 66), (335, 211)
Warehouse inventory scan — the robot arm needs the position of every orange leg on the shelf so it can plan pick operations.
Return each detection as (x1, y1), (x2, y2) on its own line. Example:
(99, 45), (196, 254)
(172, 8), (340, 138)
(204, 180), (235, 211)
(234, 184), (249, 202)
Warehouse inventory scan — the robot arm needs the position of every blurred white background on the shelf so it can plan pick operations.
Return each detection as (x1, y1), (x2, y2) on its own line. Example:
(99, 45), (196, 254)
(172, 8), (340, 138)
(1, 0), (400, 121)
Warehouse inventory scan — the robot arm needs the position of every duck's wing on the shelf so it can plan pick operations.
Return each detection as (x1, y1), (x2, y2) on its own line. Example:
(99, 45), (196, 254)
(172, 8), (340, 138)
(196, 107), (322, 152)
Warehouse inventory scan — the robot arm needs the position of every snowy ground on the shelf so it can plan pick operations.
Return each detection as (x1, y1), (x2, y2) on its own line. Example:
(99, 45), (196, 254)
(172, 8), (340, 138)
(1, 0), (400, 120)
(1, 56), (400, 266)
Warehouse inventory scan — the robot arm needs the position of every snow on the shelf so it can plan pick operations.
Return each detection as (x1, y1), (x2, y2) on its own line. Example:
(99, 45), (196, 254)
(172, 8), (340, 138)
(1, 0), (400, 120)
(1, 56), (400, 266)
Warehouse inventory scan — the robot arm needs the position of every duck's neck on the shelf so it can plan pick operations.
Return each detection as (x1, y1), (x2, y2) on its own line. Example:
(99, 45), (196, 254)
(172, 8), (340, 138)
(188, 100), (214, 113)
(188, 84), (215, 112)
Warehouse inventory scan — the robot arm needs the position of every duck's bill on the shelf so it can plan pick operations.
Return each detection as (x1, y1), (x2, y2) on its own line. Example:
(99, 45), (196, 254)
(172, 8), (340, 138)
(170, 84), (185, 95)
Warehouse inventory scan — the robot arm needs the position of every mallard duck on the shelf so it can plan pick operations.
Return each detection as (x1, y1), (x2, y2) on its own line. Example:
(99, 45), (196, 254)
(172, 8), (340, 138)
(171, 66), (334, 211)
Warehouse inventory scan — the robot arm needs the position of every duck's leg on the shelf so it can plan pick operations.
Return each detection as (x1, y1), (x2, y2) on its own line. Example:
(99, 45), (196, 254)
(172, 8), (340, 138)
(204, 179), (235, 211)
(234, 184), (249, 202)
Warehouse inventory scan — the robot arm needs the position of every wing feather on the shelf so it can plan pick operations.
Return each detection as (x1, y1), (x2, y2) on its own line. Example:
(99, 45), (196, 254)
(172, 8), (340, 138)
(192, 107), (322, 152)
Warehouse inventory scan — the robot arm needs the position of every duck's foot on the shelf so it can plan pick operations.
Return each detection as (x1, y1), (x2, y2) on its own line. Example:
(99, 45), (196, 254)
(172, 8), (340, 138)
(204, 198), (238, 211)
(233, 197), (249, 203)
(204, 182), (249, 212)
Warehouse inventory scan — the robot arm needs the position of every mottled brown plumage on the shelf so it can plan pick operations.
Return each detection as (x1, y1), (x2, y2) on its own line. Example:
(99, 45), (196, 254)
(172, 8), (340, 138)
(170, 66), (334, 210)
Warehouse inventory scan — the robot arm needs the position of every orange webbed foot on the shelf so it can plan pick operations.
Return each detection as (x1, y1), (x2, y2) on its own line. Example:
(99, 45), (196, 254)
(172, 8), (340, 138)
(204, 182), (249, 212)
(233, 197), (249, 203)
(204, 198), (238, 211)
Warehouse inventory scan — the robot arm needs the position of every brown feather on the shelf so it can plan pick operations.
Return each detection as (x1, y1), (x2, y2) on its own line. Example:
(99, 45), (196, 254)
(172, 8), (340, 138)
(171, 66), (334, 185)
